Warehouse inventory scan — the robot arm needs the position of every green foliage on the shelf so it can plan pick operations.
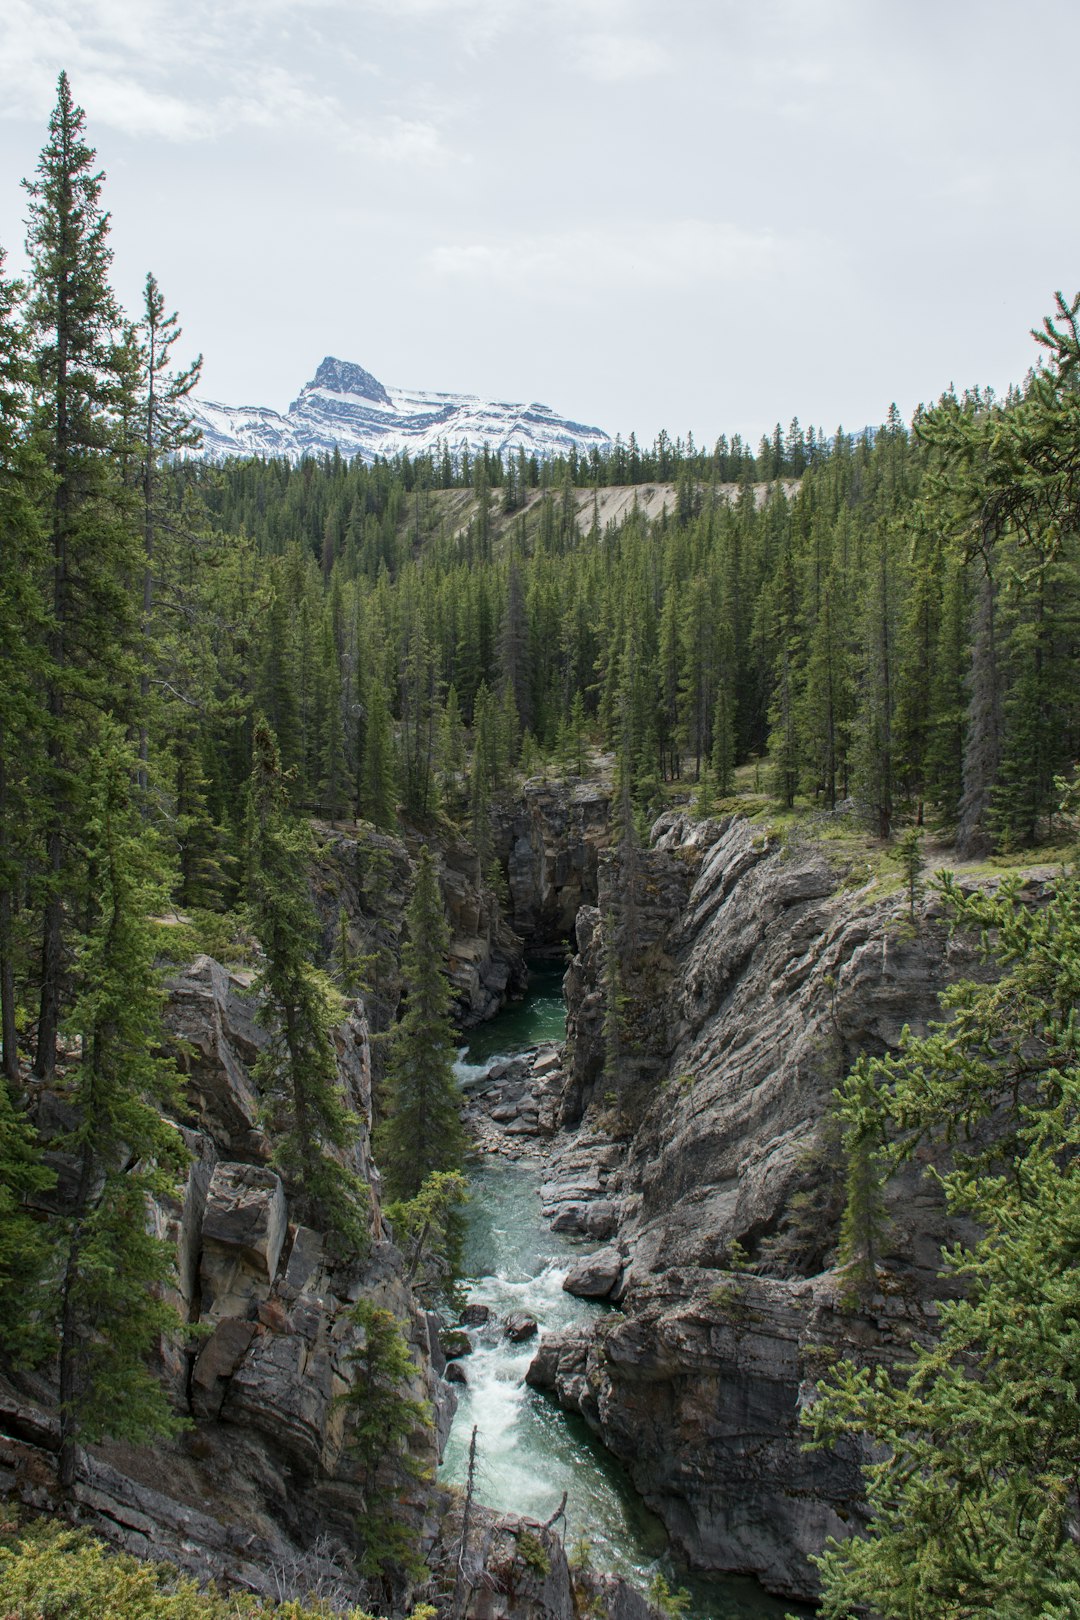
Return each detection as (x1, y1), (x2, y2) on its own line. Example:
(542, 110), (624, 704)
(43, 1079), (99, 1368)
(0, 1518), (379, 1618)
(54, 727), (191, 1480)
(344, 1300), (432, 1581)
(888, 825), (925, 920)
(0, 1079), (56, 1360)
(385, 1168), (468, 1308)
(376, 848), (465, 1200)
(248, 717), (370, 1253)
(834, 1059), (890, 1303)
(515, 1531), (551, 1577)
(809, 869), (1080, 1616)
(647, 1572), (691, 1618)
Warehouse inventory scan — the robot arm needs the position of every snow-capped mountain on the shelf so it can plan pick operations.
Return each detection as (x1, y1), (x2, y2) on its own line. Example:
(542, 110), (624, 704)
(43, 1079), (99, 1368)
(191, 357), (612, 463)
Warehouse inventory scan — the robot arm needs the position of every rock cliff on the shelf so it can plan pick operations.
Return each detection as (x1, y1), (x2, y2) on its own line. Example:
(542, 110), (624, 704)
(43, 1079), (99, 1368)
(310, 820), (528, 1031)
(531, 812), (993, 1600)
(0, 951), (641, 1620)
(493, 779), (611, 954)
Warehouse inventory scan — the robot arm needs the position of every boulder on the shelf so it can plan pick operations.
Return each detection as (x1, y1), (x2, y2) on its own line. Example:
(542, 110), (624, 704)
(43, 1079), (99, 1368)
(200, 1163), (288, 1320)
(562, 1248), (624, 1299)
(164, 956), (268, 1160)
(504, 1312), (539, 1343)
(461, 1303), (491, 1327)
(191, 1318), (258, 1419)
(440, 1329), (473, 1360)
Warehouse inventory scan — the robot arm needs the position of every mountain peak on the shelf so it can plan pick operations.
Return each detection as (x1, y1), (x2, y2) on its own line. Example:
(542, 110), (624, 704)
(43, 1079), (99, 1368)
(309, 357), (392, 407)
(192, 359), (612, 464)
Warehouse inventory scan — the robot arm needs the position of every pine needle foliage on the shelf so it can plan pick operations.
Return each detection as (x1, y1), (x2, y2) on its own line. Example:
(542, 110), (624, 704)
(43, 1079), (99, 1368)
(247, 716), (370, 1255)
(808, 870), (1080, 1617)
(54, 726), (190, 1485)
(376, 847), (464, 1201)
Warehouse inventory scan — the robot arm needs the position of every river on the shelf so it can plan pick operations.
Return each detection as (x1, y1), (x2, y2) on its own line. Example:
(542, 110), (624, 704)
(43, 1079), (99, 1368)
(439, 965), (804, 1620)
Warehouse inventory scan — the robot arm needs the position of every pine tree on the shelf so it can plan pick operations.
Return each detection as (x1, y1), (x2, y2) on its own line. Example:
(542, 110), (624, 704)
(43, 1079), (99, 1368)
(247, 717), (370, 1253)
(344, 1299), (432, 1581)
(809, 871), (1080, 1616)
(24, 73), (140, 1078)
(0, 246), (47, 1080)
(0, 1079), (55, 1363)
(53, 726), (190, 1489)
(132, 272), (201, 796)
(376, 847), (464, 1201)
(359, 669), (397, 830)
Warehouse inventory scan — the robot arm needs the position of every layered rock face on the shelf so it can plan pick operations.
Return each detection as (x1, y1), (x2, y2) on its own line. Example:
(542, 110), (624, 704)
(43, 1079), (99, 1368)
(3, 955), (441, 1598)
(533, 813), (986, 1599)
(494, 780), (611, 953)
(311, 820), (527, 1028)
(1, 933), (649, 1620)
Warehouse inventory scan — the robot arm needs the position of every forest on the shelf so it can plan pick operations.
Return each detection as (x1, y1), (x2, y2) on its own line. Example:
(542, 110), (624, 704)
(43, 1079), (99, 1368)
(4, 70), (1080, 1620)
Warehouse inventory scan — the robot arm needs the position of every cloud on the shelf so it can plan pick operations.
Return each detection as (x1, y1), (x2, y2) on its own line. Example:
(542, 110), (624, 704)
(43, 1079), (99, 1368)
(0, 0), (450, 161)
(571, 31), (672, 83)
(428, 219), (786, 294)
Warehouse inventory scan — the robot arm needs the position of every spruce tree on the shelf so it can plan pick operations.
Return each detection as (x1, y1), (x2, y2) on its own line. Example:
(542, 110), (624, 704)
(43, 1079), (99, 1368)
(247, 716), (370, 1253)
(810, 871), (1080, 1616)
(0, 246), (46, 1080)
(53, 726), (190, 1488)
(377, 847), (464, 1201)
(23, 73), (139, 1078)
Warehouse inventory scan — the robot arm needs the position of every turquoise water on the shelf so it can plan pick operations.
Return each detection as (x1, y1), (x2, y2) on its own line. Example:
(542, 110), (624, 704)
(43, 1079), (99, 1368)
(441, 967), (806, 1620)
(457, 961), (568, 1069)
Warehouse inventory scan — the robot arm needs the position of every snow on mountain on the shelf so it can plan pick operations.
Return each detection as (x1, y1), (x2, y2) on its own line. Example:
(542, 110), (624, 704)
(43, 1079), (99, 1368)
(190, 357), (612, 463)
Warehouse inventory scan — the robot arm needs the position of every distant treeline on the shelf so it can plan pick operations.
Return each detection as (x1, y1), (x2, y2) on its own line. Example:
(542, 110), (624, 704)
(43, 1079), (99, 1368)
(162, 335), (1079, 873)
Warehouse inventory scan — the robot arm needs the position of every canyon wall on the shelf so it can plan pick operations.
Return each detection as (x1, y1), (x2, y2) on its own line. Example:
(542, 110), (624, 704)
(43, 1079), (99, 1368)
(532, 811), (996, 1600)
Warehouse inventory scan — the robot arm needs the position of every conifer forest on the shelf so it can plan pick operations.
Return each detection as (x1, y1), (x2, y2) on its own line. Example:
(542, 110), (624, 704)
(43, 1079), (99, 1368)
(4, 72), (1080, 1620)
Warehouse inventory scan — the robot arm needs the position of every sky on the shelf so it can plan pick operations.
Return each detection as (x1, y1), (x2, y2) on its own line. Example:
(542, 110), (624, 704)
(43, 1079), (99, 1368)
(0, 0), (1078, 448)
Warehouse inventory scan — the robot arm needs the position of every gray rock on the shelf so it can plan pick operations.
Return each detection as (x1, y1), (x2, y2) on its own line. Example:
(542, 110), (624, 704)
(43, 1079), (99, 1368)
(202, 1162), (287, 1275)
(549, 1202), (591, 1235)
(278, 1225), (324, 1303)
(504, 1312), (539, 1343)
(584, 1200), (620, 1240)
(461, 1303), (491, 1326)
(164, 956), (268, 1159)
(191, 1318), (258, 1419)
(562, 1248), (624, 1299)
(550, 811), (991, 1599)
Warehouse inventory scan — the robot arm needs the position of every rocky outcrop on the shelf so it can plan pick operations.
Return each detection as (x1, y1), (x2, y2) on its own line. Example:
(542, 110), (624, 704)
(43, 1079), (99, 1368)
(494, 779), (612, 951)
(461, 1044), (568, 1156)
(311, 821), (527, 1030)
(541, 811), (992, 1599)
(560, 839), (691, 1128)
(3, 950), (453, 1608)
(527, 1267), (918, 1598)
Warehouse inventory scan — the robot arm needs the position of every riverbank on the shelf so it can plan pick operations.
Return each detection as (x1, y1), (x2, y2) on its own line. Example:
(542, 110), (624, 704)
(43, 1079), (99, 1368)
(439, 968), (804, 1620)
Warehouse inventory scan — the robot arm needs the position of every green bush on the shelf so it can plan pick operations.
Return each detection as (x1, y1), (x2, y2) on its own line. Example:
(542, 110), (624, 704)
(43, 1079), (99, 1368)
(0, 1520), (373, 1619)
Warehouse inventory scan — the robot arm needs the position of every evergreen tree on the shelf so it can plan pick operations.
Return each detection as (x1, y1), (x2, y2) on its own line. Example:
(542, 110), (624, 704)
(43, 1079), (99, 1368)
(344, 1299), (431, 1581)
(359, 667), (397, 830)
(132, 271), (201, 795)
(24, 73), (139, 1078)
(0, 1079), (55, 1363)
(247, 717), (370, 1253)
(810, 871), (1080, 1617)
(0, 246), (46, 1080)
(53, 727), (189, 1488)
(376, 847), (464, 1200)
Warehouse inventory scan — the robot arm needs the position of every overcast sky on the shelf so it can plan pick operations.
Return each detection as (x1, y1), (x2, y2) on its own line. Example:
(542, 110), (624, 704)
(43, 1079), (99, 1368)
(0, 0), (1077, 446)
